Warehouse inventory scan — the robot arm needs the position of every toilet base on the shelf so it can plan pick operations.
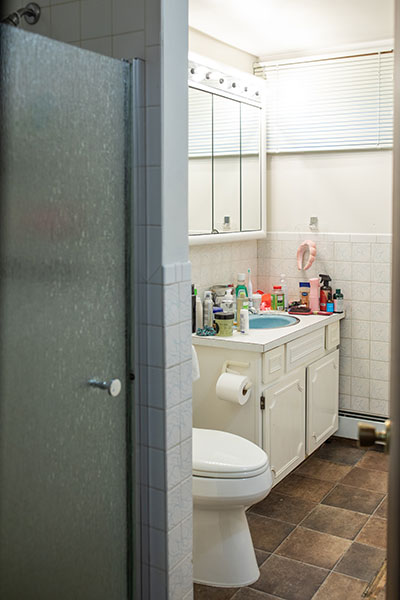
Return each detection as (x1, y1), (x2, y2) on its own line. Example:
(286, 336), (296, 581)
(193, 505), (260, 588)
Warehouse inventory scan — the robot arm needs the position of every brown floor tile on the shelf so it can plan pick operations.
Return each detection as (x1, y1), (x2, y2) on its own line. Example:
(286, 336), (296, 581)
(301, 504), (368, 539)
(358, 450), (389, 472)
(356, 517), (387, 549)
(251, 554), (328, 600)
(249, 491), (317, 524)
(312, 572), (367, 599)
(194, 583), (237, 599)
(255, 549), (270, 567)
(322, 484), (385, 515)
(295, 457), (352, 482)
(375, 497), (388, 519)
(275, 473), (334, 502)
(275, 526), (351, 570)
(314, 438), (365, 466)
(334, 542), (386, 582)
(233, 588), (280, 599)
(341, 467), (388, 494)
(247, 514), (294, 552)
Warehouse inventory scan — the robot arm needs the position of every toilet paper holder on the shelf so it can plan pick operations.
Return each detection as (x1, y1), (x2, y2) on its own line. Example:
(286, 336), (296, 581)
(221, 360), (252, 391)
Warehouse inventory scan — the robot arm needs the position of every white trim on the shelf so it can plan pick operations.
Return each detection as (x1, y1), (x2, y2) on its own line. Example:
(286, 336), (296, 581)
(189, 229), (266, 245)
(336, 414), (387, 441)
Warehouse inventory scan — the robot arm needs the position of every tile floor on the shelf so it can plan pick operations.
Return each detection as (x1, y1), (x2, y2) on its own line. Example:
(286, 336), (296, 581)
(194, 437), (388, 600)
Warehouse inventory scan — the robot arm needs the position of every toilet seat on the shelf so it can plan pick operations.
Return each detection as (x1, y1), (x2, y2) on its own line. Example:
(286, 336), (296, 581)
(193, 428), (269, 479)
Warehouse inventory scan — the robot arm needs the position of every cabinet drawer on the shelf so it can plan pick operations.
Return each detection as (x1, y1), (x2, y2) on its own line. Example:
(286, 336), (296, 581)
(286, 328), (325, 372)
(262, 345), (285, 384)
(326, 321), (340, 350)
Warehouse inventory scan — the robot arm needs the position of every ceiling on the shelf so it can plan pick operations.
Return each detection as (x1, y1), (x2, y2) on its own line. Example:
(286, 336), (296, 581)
(189, 0), (394, 60)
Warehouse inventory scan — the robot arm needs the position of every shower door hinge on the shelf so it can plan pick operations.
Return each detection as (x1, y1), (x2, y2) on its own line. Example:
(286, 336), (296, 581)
(260, 395), (265, 410)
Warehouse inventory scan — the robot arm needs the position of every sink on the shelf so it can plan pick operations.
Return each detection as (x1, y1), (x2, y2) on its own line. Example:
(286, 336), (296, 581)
(249, 314), (300, 329)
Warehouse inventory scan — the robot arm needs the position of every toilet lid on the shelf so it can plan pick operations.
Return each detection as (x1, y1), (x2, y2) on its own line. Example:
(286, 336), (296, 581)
(192, 428), (269, 479)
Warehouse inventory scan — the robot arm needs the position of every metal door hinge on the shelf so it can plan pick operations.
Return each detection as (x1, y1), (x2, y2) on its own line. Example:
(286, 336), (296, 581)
(260, 395), (265, 410)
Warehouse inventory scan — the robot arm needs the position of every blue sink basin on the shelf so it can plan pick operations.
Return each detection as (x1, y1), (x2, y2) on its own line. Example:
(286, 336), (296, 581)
(249, 314), (299, 329)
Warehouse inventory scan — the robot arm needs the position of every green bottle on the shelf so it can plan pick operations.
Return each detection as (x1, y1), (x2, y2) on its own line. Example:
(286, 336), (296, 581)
(236, 273), (248, 297)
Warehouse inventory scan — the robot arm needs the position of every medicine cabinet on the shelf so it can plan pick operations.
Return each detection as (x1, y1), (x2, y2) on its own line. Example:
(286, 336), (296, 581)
(188, 56), (266, 244)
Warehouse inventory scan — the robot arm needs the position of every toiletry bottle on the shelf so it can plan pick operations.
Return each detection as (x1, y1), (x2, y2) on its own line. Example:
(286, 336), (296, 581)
(240, 306), (250, 334)
(309, 278), (320, 312)
(299, 282), (310, 308)
(192, 285), (196, 333)
(334, 289), (344, 313)
(247, 268), (253, 303)
(236, 273), (248, 297)
(236, 290), (246, 318)
(319, 274), (332, 312)
(203, 291), (214, 328)
(221, 288), (234, 313)
(272, 285), (285, 311)
(195, 292), (203, 331)
(280, 274), (288, 310)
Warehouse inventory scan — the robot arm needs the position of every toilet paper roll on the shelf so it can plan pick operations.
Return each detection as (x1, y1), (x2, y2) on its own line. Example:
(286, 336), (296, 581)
(216, 372), (252, 406)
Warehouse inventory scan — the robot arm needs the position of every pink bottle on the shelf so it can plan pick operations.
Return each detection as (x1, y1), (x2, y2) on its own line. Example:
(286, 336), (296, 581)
(309, 278), (320, 312)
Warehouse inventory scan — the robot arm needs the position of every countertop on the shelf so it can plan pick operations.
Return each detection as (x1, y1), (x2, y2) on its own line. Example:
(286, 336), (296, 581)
(192, 311), (345, 353)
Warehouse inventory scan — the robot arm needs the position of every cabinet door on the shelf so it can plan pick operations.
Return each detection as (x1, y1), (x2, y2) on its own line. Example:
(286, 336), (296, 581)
(263, 369), (306, 485)
(307, 350), (339, 454)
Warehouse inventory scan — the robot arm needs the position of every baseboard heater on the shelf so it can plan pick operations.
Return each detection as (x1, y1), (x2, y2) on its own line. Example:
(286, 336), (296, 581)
(336, 410), (388, 441)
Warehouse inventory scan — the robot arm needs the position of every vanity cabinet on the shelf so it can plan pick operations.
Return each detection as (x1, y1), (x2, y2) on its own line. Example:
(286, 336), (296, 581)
(263, 369), (306, 483)
(193, 315), (343, 487)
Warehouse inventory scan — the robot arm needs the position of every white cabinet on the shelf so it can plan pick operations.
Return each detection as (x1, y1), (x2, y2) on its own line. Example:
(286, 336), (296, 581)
(192, 318), (342, 487)
(263, 369), (306, 485)
(306, 350), (339, 454)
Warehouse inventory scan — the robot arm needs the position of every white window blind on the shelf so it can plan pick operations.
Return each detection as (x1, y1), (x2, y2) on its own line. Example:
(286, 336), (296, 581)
(257, 51), (393, 153)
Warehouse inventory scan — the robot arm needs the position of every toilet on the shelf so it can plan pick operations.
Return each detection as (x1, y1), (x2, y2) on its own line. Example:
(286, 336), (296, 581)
(192, 427), (273, 588)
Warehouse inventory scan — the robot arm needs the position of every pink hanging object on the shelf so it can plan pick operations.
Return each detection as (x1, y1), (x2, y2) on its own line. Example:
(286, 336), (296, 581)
(297, 240), (317, 270)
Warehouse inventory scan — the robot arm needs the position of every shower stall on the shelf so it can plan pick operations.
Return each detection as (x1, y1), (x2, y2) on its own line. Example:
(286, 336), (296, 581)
(0, 24), (138, 599)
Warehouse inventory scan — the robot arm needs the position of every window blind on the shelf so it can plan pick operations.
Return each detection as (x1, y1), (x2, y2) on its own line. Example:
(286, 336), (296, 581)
(256, 51), (393, 153)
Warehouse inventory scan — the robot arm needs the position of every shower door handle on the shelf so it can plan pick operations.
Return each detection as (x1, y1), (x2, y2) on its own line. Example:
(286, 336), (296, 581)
(88, 378), (122, 397)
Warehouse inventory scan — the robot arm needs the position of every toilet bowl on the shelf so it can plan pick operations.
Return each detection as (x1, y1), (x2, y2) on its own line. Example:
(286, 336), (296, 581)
(192, 428), (273, 588)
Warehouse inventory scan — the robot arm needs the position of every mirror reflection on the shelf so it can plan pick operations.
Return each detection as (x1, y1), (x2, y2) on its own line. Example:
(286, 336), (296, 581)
(188, 84), (263, 238)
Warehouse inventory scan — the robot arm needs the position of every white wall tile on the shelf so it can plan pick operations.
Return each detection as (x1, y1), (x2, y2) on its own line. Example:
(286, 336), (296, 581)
(373, 303), (391, 323)
(351, 396), (370, 412)
(370, 341), (390, 362)
(165, 365), (181, 409)
(113, 30), (145, 60)
(373, 244), (392, 263)
(335, 242), (352, 261)
(371, 263), (392, 284)
(81, 0), (112, 39)
(112, 0), (144, 34)
(339, 375), (350, 395)
(370, 399), (389, 416)
(370, 379), (389, 401)
(352, 321), (370, 340)
(351, 243), (370, 262)
(371, 322), (390, 343)
(352, 358), (370, 378)
(352, 339), (370, 359)
(351, 263), (371, 282)
(352, 376), (370, 397)
(81, 36), (112, 55)
(370, 360), (390, 381)
(51, 1), (80, 42)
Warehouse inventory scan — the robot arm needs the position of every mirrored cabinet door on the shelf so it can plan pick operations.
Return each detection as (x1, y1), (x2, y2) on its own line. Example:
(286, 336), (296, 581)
(188, 88), (213, 234)
(241, 103), (262, 231)
(213, 95), (241, 233)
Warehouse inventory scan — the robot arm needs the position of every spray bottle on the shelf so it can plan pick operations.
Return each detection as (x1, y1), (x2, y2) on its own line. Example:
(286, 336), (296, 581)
(319, 274), (332, 312)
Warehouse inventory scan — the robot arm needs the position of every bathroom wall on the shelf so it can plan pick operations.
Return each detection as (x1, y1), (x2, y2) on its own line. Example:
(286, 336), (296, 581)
(9, 1), (192, 598)
(189, 26), (257, 73)
(190, 240), (258, 298)
(258, 232), (392, 419)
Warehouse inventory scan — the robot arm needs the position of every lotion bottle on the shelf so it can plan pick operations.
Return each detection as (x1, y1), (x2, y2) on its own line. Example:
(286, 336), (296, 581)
(195, 293), (203, 330)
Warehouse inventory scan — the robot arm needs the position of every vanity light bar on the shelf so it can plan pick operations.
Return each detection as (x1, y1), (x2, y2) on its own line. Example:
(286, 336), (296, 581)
(188, 61), (262, 101)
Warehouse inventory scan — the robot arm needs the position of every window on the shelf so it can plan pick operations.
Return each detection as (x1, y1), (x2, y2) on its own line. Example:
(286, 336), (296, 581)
(255, 50), (393, 153)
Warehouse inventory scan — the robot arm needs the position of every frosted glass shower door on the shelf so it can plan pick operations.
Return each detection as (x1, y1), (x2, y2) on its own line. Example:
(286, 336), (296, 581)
(0, 26), (132, 600)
